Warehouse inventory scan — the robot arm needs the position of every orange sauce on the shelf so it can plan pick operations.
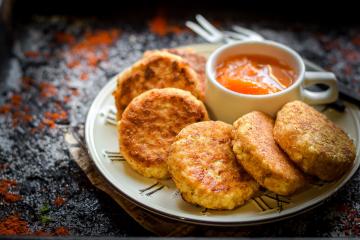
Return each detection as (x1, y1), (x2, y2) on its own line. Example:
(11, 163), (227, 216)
(216, 55), (296, 95)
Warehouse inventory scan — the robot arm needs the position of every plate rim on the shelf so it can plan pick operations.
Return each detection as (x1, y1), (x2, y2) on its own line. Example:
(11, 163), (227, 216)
(84, 43), (360, 226)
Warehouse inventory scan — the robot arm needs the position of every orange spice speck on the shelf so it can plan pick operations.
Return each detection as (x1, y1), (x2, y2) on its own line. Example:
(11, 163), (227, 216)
(72, 30), (120, 52)
(53, 227), (69, 236)
(148, 14), (187, 36)
(0, 104), (11, 114)
(24, 51), (40, 58)
(11, 95), (22, 108)
(0, 215), (30, 235)
(4, 193), (22, 202)
(0, 163), (8, 171)
(55, 32), (76, 45)
(149, 15), (167, 36)
(0, 213), (70, 236)
(80, 72), (88, 81)
(67, 60), (81, 69)
(22, 76), (33, 88)
(39, 83), (58, 98)
(63, 29), (119, 69)
(9, 110), (33, 127)
(63, 96), (71, 103)
(87, 54), (98, 67)
(44, 111), (68, 121)
(0, 179), (22, 203)
(41, 111), (68, 129)
(24, 114), (33, 122)
(2, 98), (34, 127)
(42, 119), (56, 129)
(53, 196), (65, 207)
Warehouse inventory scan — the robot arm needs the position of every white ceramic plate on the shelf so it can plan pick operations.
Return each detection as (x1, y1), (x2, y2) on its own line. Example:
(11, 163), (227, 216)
(85, 43), (360, 226)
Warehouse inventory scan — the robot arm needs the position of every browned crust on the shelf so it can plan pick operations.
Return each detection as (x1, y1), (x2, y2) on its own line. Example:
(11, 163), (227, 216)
(145, 48), (206, 93)
(168, 121), (259, 210)
(232, 111), (306, 196)
(273, 100), (356, 181)
(113, 51), (204, 119)
(119, 88), (209, 179)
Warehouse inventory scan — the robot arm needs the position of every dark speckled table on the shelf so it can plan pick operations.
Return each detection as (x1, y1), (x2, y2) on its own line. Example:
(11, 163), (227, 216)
(0, 8), (360, 237)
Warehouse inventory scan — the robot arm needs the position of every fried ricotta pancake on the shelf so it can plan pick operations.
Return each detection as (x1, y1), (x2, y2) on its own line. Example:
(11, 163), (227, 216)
(145, 48), (206, 93)
(168, 121), (259, 210)
(119, 88), (209, 179)
(113, 51), (204, 119)
(274, 100), (356, 181)
(232, 111), (306, 196)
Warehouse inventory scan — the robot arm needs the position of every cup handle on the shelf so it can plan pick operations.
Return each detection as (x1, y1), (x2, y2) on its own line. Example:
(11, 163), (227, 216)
(302, 71), (338, 105)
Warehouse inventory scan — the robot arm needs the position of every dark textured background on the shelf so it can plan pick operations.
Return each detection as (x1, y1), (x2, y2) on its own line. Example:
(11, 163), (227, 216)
(0, 3), (360, 237)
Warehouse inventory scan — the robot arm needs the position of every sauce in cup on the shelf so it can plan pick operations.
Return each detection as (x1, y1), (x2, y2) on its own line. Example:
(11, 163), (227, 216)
(216, 55), (297, 95)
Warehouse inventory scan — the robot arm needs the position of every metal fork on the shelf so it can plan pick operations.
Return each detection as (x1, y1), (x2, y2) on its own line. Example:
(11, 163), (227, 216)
(186, 14), (264, 43)
(186, 14), (346, 111)
(99, 107), (117, 125)
(186, 14), (332, 70)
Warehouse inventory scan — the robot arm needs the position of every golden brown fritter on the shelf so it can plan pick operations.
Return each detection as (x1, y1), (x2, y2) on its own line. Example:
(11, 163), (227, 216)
(119, 88), (209, 179)
(232, 111), (306, 196)
(273, 100), (356, 181)
(113, 51), (204, 119)
(145, 48), (206, 93)
(168, 121), (259, 210)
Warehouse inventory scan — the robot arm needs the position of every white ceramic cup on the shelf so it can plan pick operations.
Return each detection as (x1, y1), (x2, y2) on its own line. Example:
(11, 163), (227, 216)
(205, 40), (338, 123)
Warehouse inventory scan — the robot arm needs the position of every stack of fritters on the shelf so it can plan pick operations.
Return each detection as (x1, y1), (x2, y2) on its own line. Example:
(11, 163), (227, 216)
(113, 48), (356, 210)
(114, 48), (259, 209)
(113, 50), (205, 119)
(232, 111), (306, 196)
(114, 49), (208, 180)
(232, 102), (355, 196)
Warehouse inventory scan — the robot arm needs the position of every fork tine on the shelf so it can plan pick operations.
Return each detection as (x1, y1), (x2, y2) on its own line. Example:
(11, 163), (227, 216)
(104, 150), (121, 155)
(106, 153), (122, 157)
(223, 31), (249, 41)
(106, 116), (117, 125)
(224, 37), (238, 44)
(103, 150), (126, 161)
(105, 107), (117, 125)
(195, 15), (223, 38)
(186, 21), (217, 42)
(232, 25), (264, 40)
(108, 157), (125, 162)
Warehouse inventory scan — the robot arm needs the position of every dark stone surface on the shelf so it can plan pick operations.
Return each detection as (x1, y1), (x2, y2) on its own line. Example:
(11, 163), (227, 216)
(0, 12), (359, 237)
